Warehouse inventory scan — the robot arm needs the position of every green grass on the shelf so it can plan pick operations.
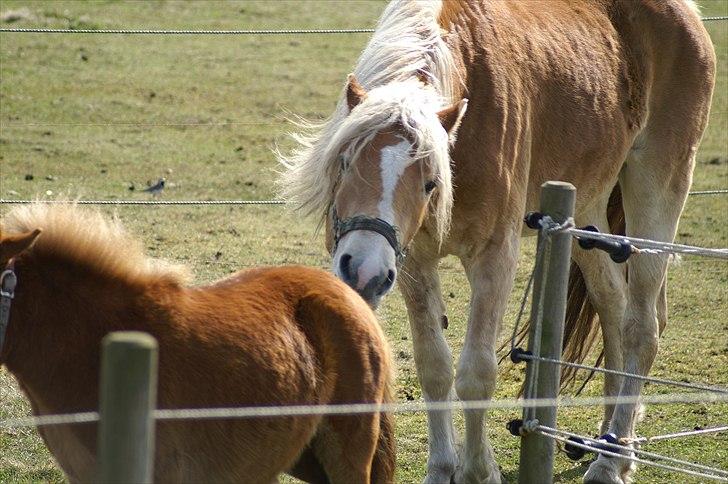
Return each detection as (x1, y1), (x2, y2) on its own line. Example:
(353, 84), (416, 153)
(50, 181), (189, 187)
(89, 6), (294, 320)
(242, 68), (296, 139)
(0, 1), (726, 482)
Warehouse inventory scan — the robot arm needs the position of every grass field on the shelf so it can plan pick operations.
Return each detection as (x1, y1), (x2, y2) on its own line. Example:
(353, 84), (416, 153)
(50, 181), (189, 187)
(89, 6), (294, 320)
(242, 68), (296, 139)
(0, 1), (726, 482)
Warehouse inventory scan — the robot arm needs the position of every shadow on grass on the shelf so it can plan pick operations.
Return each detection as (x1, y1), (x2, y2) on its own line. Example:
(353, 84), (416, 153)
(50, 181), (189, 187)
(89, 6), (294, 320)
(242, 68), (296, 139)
(502, 459), (592, 483)
(553, 459), (593, 483)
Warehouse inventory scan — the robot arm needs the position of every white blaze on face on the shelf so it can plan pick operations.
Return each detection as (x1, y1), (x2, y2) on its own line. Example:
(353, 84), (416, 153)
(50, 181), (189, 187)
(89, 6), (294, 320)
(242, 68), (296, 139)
(347, 138), (412, 290)
(377, 139), (413, 223)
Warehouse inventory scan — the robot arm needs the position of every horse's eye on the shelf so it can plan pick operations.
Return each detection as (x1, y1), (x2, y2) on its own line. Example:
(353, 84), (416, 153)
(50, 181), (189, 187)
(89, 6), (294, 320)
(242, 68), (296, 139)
(338, 154), (347, 168)
(424, 180), (437, 194)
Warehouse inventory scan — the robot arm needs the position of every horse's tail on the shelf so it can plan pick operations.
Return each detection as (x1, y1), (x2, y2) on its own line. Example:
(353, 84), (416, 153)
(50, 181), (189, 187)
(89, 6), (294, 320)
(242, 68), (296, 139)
(560, 184), (626, 390)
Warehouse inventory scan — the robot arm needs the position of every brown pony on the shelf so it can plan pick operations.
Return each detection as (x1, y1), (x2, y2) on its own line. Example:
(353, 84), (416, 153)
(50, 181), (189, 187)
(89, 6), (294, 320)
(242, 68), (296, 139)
(0, 203), (395, 484)
(279, 1), (715, 483)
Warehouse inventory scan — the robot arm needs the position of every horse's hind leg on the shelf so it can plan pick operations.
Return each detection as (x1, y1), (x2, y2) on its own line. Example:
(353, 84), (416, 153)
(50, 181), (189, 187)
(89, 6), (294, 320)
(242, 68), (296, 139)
(585, 145), (699, 484)
(287, 446), (330, 484)
(572, 202), (628, 435)
(314, 414), (381, 484)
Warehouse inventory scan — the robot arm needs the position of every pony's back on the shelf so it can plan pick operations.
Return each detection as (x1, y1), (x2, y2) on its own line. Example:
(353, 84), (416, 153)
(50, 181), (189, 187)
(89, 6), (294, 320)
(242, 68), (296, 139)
(149, 265), (394, 482)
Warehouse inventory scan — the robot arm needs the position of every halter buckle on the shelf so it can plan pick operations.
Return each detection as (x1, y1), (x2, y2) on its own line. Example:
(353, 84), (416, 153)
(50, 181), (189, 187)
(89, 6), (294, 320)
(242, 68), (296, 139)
(0, 269), (16, 299)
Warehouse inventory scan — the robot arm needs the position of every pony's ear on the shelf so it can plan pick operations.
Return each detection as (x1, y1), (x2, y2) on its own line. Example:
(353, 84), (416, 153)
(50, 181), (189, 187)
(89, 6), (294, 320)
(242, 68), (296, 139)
(437, 98), (468, 142)
(0, 229), (42, 263)
(346, 74), (367, 111)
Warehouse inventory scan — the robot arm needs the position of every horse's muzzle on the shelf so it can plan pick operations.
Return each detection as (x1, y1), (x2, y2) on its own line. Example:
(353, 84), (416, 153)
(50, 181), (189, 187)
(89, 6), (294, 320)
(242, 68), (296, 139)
(337, 251), (396, 308)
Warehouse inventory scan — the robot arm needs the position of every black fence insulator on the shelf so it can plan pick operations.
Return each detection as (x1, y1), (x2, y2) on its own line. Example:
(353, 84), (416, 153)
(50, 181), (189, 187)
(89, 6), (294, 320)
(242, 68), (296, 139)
(510, 347), (533, 364)
(576, 225), (600, 250)
(609, 242), (632, 263)
(563, 433), (620, 461)
(507, 419), (524, 437)
(564, 436), (588, 460)
(524, 211), (543, 230)
(576, 225), (632, 263)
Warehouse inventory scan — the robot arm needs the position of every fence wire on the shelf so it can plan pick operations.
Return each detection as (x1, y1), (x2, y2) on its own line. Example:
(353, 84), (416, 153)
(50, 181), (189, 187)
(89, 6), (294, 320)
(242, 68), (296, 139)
(1, 391), (727, 430)
(0, 28), (376, 35)
(1, 188), (724, 206)
(630, 425), (728, 444)
(537, 424), (728, 478)
(569, 227), (728, 260)
(0, 199), (285, 205)
(0, 16), (725, 35)
(518, 353), (728, 394)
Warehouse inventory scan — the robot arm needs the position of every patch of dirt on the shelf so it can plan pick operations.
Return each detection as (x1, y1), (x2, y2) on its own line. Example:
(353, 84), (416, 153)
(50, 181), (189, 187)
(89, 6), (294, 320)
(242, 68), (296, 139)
(1, 8), (34, 23)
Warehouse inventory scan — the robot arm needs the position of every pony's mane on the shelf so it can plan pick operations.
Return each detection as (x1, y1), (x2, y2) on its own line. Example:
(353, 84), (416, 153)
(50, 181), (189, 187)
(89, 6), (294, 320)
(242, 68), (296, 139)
(278, 0), (458, 241)
(2, 203), (191, 286)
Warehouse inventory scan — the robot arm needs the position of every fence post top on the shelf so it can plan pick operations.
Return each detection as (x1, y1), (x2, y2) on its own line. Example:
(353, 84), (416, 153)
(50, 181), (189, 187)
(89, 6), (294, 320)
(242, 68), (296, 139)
(541, 181), (576, 191)
(102, 331), (157, 349)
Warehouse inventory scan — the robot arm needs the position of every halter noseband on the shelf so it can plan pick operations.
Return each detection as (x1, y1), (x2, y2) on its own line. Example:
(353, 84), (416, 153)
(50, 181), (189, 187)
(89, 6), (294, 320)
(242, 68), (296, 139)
(331, 206), (407, 263)
(0, 258), (17, 355)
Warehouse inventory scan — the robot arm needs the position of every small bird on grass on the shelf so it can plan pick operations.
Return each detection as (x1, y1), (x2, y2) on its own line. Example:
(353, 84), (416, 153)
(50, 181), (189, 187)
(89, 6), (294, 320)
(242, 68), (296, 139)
(141, 178), (165, 197)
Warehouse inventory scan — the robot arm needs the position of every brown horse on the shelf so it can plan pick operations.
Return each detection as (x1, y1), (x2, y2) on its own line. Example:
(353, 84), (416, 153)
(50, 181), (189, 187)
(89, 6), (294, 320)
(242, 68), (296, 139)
(0, 203), (395, 484)
(279, 1), (715, 482)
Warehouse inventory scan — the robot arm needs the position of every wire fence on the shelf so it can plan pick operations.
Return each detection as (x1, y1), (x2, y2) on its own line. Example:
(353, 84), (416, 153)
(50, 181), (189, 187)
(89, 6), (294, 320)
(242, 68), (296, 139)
(535, 426), (728, 482)
(569, 226), (728, 259)
(507, 214), (728, 480)
(1, 188), (726, 207)
(517, 352), (728, 394)
(0, 28), (376, 35)
(538, 424), (728, 477)
(0, 15), (725, 35)
(0, 199), (286, 206)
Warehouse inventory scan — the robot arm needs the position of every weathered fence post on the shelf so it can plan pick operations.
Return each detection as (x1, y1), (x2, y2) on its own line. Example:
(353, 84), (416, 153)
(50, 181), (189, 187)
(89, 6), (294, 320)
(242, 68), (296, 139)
(97, 331), (158, 483)
(518, 181), (575, 484)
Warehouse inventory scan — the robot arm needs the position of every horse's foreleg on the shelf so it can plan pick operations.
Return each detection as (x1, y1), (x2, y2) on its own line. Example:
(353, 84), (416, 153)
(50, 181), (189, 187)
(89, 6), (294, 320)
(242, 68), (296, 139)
(455, 232), (519, 484)
(400, 254), (457, 484)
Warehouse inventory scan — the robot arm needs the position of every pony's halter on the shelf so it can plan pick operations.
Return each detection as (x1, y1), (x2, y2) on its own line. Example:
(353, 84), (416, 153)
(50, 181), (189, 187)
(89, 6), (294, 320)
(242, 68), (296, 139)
(0, 258), (17, 355)
(331, 206), (407, 263)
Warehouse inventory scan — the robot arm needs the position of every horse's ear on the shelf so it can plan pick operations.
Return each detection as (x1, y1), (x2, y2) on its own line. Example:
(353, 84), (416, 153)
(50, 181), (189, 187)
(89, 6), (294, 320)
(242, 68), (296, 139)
(346, 74), (367, 111)
(437, 98), (468, 142)
(416, 69), (430, 85)
(0, 229), (42, 262)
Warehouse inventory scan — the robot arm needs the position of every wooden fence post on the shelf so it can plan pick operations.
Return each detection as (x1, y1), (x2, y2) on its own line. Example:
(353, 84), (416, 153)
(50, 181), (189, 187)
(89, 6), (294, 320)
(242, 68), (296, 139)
(518, 181), (576, 484)
(97, 331), (158, 483)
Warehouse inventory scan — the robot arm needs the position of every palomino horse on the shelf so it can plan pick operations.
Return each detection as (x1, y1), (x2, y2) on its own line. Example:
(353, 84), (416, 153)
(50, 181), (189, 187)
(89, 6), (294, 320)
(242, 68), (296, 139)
(279, 1), (715, 482)
(0, 203), (395, 484)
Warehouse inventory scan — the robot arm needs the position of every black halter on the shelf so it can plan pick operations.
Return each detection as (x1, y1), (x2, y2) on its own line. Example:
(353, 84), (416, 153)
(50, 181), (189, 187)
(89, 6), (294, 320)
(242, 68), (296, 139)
(0, 258), (17, 355)
(331, 206), (407, 263)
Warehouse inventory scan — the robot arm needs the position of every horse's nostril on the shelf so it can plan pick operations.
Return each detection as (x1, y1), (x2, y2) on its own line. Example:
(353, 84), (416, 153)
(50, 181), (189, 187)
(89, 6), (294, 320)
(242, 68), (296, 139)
(386, 270), (395, 285)
(339, 254), (353, 282)
(376, 269), (396, 296)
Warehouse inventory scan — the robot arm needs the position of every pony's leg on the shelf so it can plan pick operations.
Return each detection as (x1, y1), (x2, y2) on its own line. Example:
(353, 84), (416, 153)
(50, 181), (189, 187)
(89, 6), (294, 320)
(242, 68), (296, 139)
(455, 230), (520, 484)
(315, 414), (381, 484)
(585, 151), (695, 484)
(571, 208), (628, 435)
(399, 252), (457, 483)
(657, 276), (668, 336)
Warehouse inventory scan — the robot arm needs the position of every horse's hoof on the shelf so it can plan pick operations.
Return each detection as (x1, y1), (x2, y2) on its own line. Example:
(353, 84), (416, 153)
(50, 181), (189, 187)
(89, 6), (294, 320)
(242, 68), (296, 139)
(583, 458), (624, 484)
(453, 464), (503, 484)
(424, 470), (456, 484)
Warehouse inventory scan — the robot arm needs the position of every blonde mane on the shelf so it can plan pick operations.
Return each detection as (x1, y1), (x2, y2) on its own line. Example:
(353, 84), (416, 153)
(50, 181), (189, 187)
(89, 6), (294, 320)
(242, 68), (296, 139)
(2, 203), (191, 286)
(278, 0), (458, 241)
